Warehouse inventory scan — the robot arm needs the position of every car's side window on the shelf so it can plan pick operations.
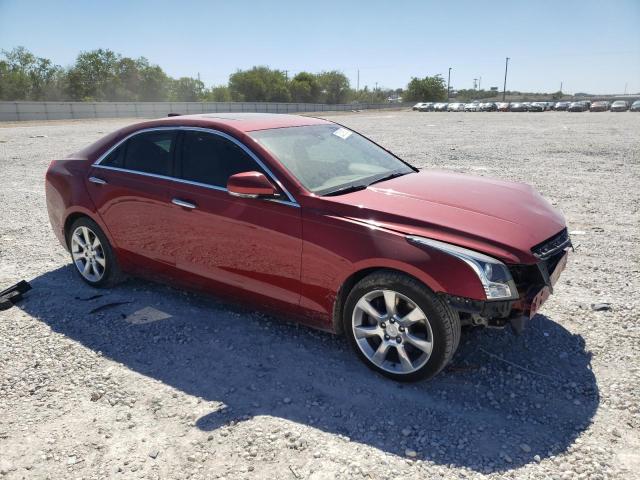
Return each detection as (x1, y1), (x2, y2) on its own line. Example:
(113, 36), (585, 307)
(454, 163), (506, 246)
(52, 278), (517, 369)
(113, 130), (176, 177)
(179, 130), (264, 188)
(101, 144), (125, 168)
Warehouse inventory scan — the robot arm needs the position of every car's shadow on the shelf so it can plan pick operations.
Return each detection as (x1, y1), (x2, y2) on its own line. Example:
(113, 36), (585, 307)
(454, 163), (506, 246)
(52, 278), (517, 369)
(17, 266), (599, 473)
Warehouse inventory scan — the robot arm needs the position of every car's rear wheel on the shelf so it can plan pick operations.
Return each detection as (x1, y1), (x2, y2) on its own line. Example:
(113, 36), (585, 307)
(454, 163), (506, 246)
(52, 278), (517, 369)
(343, 271), (460, 382)
(68, 217), (121, 287)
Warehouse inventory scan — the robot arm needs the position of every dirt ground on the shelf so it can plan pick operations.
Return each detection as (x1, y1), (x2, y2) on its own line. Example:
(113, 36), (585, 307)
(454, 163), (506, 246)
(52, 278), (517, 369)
(0, 111), (639, 479)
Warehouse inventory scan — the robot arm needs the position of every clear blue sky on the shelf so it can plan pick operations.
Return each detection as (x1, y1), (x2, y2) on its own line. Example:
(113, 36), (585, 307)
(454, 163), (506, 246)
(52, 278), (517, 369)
(1, 0), (639, 94)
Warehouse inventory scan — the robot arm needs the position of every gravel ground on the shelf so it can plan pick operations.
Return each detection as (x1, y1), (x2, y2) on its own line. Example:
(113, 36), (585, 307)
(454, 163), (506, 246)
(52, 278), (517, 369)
(0, 111), (639, 479)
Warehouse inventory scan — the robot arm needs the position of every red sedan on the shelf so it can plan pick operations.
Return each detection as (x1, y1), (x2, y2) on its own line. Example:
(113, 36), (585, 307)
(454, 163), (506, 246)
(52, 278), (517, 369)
(45, 113), (571, 381)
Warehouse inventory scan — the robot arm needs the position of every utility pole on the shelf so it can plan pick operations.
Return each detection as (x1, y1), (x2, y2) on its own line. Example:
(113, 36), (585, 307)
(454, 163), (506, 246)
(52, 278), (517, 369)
(560, 81), (563, 93)
(479, 76), (482, 91)
(284, 70), (289, 81)
(502, 57), (510, 101)
(357, 69), (360, 92)
(447, 67), (452, 101)
(473, 78), (478, 90)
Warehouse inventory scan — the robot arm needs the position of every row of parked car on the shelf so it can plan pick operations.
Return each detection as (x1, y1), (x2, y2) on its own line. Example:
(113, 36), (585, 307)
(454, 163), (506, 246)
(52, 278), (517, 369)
(412, 100), (640, 112)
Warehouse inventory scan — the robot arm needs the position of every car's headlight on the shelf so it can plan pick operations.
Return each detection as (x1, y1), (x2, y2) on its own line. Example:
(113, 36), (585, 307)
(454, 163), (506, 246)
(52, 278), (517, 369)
(406, 236), (518, 300)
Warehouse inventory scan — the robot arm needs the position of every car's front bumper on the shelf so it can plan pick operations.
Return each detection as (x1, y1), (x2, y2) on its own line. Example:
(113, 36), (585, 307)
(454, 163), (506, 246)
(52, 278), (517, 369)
(442, 230), (571, 333)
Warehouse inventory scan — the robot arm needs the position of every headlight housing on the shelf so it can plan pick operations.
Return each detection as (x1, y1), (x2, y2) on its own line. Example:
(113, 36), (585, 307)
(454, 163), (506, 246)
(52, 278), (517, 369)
(406, 235), (518, 300)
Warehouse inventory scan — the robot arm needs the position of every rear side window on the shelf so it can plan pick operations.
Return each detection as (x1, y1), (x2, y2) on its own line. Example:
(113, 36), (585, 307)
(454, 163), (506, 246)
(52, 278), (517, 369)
(179, 130), (262, 188)
(117, 130), (176, 176)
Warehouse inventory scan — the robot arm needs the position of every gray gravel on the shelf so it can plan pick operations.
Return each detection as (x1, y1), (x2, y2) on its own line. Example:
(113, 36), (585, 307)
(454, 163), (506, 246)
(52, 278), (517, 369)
(1, 111), (639, 479)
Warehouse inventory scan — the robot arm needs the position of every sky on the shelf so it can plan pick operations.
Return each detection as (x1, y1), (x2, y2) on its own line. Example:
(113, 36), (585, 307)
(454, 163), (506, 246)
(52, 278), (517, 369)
(1, 0), (639, 94)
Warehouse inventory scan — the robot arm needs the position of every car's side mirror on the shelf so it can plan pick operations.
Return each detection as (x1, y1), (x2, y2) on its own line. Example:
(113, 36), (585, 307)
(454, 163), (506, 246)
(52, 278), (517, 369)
(227, 171), (279, 199)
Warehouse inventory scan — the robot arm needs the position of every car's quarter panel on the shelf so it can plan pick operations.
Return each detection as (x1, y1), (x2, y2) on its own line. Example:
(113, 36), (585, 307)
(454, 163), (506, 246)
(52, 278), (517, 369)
(45, 158), (112, 249)
(168, 182), (303, 309)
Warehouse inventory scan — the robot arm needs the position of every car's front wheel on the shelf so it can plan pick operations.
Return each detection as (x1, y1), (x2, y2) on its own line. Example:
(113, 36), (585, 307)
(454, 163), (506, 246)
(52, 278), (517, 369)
(68, 217), (122, 287)
(343, 271), (460, 381)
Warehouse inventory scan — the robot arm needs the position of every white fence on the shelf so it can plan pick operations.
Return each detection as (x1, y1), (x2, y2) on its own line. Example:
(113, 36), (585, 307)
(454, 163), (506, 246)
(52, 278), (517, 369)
(0, 101), (410, 121)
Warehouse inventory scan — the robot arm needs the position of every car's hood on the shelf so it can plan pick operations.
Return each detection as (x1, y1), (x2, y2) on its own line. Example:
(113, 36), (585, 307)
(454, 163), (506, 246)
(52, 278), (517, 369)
(319, 170), (566, 264)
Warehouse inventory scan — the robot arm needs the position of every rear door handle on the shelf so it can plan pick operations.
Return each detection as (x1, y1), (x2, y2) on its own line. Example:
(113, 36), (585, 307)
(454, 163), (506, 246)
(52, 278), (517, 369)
(172, 198), (197, 209)
(88, 176), (107, 185)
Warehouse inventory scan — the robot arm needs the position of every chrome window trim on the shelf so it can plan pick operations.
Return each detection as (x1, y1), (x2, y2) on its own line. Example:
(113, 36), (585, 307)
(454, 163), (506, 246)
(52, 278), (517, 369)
(92, 126), (299, 207)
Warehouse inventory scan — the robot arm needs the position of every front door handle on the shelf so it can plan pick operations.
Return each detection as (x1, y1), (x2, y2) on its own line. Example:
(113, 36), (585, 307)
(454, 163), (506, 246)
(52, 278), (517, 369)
(172, 198), (197, 210)
(88, 176), (107, 185)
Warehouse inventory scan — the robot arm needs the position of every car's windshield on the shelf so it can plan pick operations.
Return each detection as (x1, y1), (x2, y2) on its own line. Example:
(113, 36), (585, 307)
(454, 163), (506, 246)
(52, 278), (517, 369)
(250, 124), (414, 195)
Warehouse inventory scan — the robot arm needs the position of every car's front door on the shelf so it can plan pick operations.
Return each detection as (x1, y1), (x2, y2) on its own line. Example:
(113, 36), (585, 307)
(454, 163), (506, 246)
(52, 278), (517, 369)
(169, 129), (302, 307)
(87, 129), (178, 266)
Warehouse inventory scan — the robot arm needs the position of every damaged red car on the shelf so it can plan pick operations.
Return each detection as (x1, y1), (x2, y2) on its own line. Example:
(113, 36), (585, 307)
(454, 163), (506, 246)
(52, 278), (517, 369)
(45, 113), (571, 381)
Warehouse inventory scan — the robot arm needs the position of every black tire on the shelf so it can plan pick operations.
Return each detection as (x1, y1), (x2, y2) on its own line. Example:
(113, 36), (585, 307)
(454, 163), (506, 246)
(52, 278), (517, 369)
(343, 270), (460, 382)
(67, 216), (123, 288)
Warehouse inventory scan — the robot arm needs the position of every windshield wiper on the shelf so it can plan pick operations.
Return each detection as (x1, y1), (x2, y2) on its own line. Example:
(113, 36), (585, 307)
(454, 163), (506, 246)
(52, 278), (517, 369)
(322, 183), (369, 196)
(367, 170), (410, 187)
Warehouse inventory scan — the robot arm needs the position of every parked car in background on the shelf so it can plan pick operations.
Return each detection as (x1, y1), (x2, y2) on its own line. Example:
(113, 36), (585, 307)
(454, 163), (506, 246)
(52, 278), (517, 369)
(464, 102), (481, 112)
(412, 103), (428, 111)
(44, 113), (571, 381)
(448, 103), (466, 112)
(417, 102), (435, 112)
(554, 101), (570, 111)
(496, 102), (510, 111)
(610, 100), (629, 112)
(568, 101), (589, 112)
(509, 103), (529, 112)
(480, 102), (498, 112)
(630, 100), (640, 112)
(545, 102), (556, 110)
(590, 101), (610, 112)
(434, 102), (449, 112)
(529, 102), (546, 112)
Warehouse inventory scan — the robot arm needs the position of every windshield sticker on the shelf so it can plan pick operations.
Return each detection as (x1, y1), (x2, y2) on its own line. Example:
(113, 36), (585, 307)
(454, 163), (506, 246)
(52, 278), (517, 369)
(332, 127), (353, 140)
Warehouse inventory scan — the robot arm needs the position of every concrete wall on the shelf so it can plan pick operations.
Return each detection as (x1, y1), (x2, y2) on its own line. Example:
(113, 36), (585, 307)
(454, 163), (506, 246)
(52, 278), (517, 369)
(0, 101), (410, 122)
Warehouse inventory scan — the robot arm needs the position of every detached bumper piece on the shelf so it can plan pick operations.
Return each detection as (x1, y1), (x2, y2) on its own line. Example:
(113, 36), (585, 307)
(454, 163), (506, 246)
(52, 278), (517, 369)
(0, 280), (32, 311)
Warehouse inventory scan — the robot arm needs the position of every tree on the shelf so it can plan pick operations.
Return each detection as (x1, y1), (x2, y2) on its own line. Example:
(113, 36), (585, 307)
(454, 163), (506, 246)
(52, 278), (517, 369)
(289, 72), (320, 103)
(404, 75), (447, 102)
(66, 49), (122, 101)
(0, 47), (65, 100)
(138, 62), (170, 101)
(205, 85), (232, 102)
(170, 77), (205, 102)
(317, 70), (350, 104)
(229, 66), (291, 102)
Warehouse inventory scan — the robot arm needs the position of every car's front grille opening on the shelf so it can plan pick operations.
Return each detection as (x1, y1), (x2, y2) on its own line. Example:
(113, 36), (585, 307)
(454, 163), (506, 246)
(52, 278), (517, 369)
(531, 228), (571, 260)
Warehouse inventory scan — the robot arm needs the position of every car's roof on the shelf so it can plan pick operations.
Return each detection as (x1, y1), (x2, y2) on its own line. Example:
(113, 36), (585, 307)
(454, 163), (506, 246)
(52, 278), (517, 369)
(147, 113), (331, 133)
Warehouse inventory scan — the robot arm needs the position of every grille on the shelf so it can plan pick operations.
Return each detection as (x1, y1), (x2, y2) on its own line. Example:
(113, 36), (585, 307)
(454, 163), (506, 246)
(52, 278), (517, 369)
(531, 228), (571, 260)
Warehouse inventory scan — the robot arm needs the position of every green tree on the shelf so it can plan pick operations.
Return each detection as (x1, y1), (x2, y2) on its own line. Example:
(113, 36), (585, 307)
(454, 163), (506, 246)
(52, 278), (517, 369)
(205, 85), (232, 101)
(229, 66), (291, 102)
(404, 75), (447, 102)
(66, 49), (121, 100)
(138, 61), (170, 101)
(289, 72), (320, 103)
(170, 77), (205, 101)
(0, 47), (65, 100)
(317, 70), (350, 104)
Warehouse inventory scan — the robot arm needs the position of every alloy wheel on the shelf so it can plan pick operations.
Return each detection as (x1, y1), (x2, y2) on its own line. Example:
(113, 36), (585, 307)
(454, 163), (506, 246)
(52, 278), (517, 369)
(71, 226), (106, 283)
(351, 289), (434, 374)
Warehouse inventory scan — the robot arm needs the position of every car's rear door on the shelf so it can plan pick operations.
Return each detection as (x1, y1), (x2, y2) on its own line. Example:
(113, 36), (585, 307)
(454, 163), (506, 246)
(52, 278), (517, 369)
(169, 128), (302, 307)
(86, 128), (179, 267)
